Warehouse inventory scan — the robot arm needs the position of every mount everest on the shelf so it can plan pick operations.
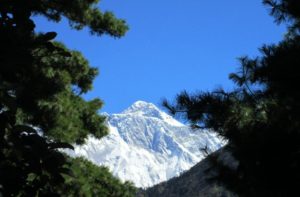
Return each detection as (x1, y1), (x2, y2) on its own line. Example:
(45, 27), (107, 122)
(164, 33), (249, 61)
(68, 101), (225, 188)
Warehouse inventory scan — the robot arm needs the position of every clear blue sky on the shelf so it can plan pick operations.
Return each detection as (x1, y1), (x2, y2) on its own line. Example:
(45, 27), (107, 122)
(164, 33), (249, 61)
(34, 0), (286, 113)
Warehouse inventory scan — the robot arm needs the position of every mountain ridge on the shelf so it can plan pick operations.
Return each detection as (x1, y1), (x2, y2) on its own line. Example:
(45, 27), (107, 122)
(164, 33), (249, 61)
(68, 101), (225, 187)
(138, 146), (237, 197)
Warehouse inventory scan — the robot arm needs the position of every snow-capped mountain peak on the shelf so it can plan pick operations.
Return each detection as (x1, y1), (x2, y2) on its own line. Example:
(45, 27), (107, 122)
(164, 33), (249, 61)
(69, 101), (225, 188)
(123, 100), (158, 113)
(121, 100), (183, 127)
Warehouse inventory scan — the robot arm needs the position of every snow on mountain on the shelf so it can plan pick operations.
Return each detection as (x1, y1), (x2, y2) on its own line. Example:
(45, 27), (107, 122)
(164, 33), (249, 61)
(68, 101), (225, 188)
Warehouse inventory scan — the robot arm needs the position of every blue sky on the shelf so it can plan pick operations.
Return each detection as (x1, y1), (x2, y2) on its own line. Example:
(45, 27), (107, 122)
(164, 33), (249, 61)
(34, 0), (286, 113)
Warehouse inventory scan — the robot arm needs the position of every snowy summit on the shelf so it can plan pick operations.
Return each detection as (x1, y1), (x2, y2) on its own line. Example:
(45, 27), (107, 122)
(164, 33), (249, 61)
(69, 101), (225, 188)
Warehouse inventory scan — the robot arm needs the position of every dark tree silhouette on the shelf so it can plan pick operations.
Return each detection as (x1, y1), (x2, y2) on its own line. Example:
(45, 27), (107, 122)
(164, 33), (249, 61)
(164, 0), (300, 196)
(0, 1), (135, 196)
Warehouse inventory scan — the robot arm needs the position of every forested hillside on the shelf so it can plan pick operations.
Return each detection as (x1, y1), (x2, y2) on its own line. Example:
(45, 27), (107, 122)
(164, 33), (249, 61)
(138, 147), (237, 197)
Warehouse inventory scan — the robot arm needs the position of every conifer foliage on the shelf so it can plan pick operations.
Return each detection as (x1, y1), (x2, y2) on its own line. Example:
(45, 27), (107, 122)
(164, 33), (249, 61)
(0, 0), (135, 196)
(164, 0), (300, 196)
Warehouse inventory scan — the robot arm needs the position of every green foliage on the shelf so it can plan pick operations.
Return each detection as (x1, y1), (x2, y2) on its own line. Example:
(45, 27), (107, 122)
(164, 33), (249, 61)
(164, 0), (300, 196)
(57, 157), (136, 197)
(0, 0), (132, 196)
(0, 124), (73, 196)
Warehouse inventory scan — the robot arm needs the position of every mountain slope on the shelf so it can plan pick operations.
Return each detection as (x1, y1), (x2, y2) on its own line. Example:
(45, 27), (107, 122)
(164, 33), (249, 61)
(138, 147), (238, 197)
(68, 101), (225, 187)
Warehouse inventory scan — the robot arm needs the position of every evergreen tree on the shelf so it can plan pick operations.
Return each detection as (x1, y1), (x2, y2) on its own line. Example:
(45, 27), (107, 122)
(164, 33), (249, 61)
(56, 157), (136, 197)
(0, 0), (135, 196)
(164, 0), (300, 196)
